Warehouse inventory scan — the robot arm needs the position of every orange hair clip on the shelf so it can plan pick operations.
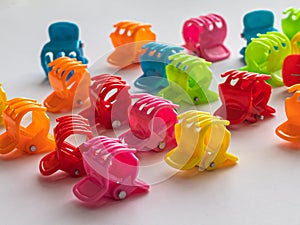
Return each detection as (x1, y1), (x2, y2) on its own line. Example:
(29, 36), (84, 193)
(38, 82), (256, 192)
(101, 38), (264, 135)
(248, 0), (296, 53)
(0, 98), (55, 156)
(44, 57), (90, 113)
(107, 20), (156, 67)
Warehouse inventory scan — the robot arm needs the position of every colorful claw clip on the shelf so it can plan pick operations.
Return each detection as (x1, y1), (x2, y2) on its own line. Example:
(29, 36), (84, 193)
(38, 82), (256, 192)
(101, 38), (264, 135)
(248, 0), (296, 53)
(40, 21), (88, 77)
(39, 115), (93, 177)
(240, 10), (277, 57)
(0, 98), (55, 156)
(165, 110), (238, 171)
(73, 136), (149, 204)
(107, 21), (156, 67)
(241, 32), (291, 87)
(291, 31), (300, 54)
(134, 42), (183, 92)
(214, 70), (275, 125)
(0, 83), (7, 125)
(282, 54), (300, 87)
(157, 53), (218, 105)
(119, 94), (178, 152)
(282, 7), (300, 40)
(183, 13), (230, 62)
(79, 74), (131, 131)
(276, 84), (300, 142)
(44, 57), (91, 113)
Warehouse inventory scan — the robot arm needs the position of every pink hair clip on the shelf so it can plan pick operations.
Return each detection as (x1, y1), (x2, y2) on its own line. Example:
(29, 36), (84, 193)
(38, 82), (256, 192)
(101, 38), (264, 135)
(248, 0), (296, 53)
(73, 136), (149, 204)
(119, 94), (178, 152)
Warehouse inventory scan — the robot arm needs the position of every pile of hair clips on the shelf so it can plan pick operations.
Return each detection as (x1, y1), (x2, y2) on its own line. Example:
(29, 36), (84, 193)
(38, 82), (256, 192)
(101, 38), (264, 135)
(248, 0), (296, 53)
(2, 7), (300, 207)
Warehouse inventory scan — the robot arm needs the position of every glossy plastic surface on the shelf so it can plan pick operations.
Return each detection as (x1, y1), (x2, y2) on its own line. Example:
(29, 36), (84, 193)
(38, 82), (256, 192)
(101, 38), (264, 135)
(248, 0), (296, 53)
(0, 83), (7, 125)
(282, 7), (300, 40)
(282, 54), (300, 87)
(291, 31), (300, 54)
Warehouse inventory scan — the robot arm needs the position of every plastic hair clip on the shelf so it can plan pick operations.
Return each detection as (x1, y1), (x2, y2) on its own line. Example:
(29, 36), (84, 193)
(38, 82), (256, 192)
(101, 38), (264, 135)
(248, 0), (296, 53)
(282, 7), (300, 40)
(240, 10), (277, 57)
(282, 54), (300, 87)
(39, 115), (93, 177)
(183, 13), (230, 62)
(240, 31), (291, 87)
(134, 42), (184, 92)
(73, 136), (149, 204)
(79, 74), (131, 131)
(276, 84), (300, 142)
(214, 70), (275, 125)
(44, 57), (91, 113)
(0, 83), (7, 125)
(0, 98), (55, 156)
(291, 31), (300, 54)
(119, 94), (178, 152)
(107, 21), (156, 67)
(40, 21), (88, 77)
(165, 110), (238, 171)
(157, 53), (218, 105)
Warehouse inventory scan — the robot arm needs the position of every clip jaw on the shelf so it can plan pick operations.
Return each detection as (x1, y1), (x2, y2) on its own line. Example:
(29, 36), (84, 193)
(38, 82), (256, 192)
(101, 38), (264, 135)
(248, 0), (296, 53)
(119, 94), (178, 152)
(282, 54), (300, 87)
(165, 110), (238, 171)
(0, 98), (55, 156)
(134, 42), (183, 92)
(107, 21), (156, 67)
(183, 13), (230, 62)
(79, 74), (131, 131)
(44, 57), (91, 113)
(291, 31), (300, 54)
(40, 21), (88, 77)
(158, 53), (218, 106)
(214, 70), (275, 125)
(0, 83), (7, 125)
(282, 7), (300, 40)
(73, 136), (149, 204)
(241, 32), (291, 87)
(39, 115), (93, 177)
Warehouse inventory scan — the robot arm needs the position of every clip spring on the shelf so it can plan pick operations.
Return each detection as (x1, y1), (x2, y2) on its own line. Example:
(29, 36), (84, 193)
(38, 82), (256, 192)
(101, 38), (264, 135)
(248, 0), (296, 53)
(0, 83), (7, 125)
(282, 7), (300, 40)
(44, 57), (91, 113)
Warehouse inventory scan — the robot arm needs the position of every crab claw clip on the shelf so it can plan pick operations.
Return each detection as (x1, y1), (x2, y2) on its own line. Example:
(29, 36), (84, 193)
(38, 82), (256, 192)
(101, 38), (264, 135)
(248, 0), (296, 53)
(157, 53), (218, 106)
(73, 136), (149, 204)
(282, 7), (300, 40)
(276, 84), (300, 142)
(0, 83), (7, 125)
(183, 13), (230, 62)
(0, 98), (55, 156)
(44, 57), (91, 113)
(214, 70), (275, 125)
(39, 115), (93, 177)
(107, 21), (156, 67)
(165, 110), (238, 171)
(282, 54), (300, 87)
(119, 94), (178, 152)
(79, 74), (131, 132)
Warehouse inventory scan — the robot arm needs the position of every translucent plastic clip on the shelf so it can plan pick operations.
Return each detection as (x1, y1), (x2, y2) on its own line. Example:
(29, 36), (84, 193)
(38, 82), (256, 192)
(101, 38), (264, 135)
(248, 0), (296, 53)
(107, 21), (156, 67)
(0, 83), (7, 125)
(282, 54), (300, 87)
(214, 70), (275, 125)
(134, 42), (183, 92)
(276, 84), (300, 142)
(39, 115), (93, 177)
(282, 7), (300, 40)
(241, 32), (291, 87)
(291, 31), (300, 54)
(157, 53), (218, 105)
(119, 94), (178, 152)
(240, 10), (277, 57)
(165, 110), (238, 171)
(183, 13), (230, 62)
(44, 57), (91, 113)
(0, 98), (55, 155)
(40, 21), (88, 77)
(73, 136), (149, 204)
(79, 74), (131, 131)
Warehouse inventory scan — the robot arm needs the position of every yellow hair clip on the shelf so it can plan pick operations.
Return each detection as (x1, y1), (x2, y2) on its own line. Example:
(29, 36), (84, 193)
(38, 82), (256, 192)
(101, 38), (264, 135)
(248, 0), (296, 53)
(0, 83), (7, 125)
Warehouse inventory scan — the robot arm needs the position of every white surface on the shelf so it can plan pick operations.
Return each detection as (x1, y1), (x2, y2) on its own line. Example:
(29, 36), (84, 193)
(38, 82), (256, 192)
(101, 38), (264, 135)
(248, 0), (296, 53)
(1, 0), (300, 225)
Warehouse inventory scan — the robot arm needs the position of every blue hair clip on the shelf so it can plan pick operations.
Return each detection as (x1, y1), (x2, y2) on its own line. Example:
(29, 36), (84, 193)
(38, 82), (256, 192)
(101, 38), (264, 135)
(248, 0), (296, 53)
(240, 10), (277, 57)
(134, 42), (183, 93)
(40, 21), (88, 78)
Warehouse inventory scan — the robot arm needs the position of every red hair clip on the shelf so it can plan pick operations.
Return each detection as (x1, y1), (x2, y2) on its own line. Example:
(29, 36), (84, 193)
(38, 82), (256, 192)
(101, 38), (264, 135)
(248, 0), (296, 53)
(79, 74), (131, 132)
(73, 136), (149, 204)
(119, 94), (178, 152)
(214, 70), (275, 125)
(39, 115), (93, 177)
(282, 54), (300, 87)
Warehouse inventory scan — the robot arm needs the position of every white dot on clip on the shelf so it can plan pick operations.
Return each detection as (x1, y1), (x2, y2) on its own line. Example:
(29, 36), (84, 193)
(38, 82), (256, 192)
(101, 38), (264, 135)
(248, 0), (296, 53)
(112, 120), (121, 128)
(118, 191), (127, 200)
(30, 145), (37, 152)
(77, 99), (83, 105)
(158, 142), (166, 150)
(74, 169), (80, 176)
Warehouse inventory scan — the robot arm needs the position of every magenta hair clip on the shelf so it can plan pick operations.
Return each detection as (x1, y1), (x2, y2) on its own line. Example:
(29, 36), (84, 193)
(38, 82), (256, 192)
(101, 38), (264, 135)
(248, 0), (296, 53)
(119, 94), (178, 152)
(183, 13), (230, 62)
(73, 136), (149, 204)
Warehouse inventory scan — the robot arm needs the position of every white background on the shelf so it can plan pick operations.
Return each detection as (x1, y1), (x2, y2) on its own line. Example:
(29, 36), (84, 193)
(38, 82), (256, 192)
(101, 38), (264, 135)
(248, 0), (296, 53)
(1, 0), (300, 224)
